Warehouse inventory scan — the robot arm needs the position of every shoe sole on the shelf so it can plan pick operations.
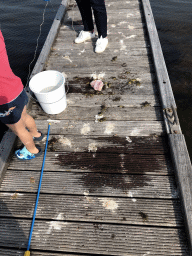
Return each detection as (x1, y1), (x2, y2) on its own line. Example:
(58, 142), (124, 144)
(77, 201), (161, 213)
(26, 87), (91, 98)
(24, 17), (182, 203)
(34, 132), (44, 141)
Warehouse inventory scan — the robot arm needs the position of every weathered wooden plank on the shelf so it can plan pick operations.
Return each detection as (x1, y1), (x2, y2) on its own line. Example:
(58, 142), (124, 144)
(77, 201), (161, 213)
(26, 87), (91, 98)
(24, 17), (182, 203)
(36, 63), (157, 86)
(46, 59), (153, 73)
(66, 18), (145, 28)
(26, 120), (165, 136)
(30, 91), (160, 107)
(65, 73), (156, 85)
(67, 9), (143, 20)
(8, 151), (173, 175)
(54, 35), (150, 52)
(61, 74), (157, 93)
(62, 21), (146, 33)
(50, 29), (150, 51)
(105, 0), (141, 9)
(55, 35), (150, 50)
(28, 105), (163, 121)
(65, 81), (158, 95)
(0, 249), (87, 256)
(0, 193), (183, 227)
(16, 135), (169, 154)
(47, 55), (153, 70)
(63, 69), (155, 79)
(46, 62), (155, 75)
(58, 27), (150, 46)
(56, 29), (149, 46)
(169, 134), (192, 254)
(67, 0), (142, 14)
(0, 219), (189, 255)
(64, 79), (158, 97)
(58, 71), (160, 95)
(0, 171), (178, 199)
(62, 23), (146, 34)
(0, 131), (16, 185)
(59, 22), (149, 39)
(50, 45), (150, 57)
(34, 94), (160, 108)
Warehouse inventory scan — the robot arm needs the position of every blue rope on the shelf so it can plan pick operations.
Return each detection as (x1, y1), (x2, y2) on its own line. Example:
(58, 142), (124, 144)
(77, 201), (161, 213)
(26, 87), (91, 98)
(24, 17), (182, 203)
(27, 123), (51, 251)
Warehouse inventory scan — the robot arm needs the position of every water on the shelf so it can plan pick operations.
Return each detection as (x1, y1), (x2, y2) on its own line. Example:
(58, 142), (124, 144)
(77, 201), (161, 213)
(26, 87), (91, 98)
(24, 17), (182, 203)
(0, 0), (61, 138)
(40, 86), (57, 93)
(1, 0), (192, 160)
(150, 0), (192, 157)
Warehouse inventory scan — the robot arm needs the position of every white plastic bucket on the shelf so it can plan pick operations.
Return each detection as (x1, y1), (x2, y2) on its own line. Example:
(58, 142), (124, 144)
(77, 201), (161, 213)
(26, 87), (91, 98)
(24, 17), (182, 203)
(29, 70), (66, 114)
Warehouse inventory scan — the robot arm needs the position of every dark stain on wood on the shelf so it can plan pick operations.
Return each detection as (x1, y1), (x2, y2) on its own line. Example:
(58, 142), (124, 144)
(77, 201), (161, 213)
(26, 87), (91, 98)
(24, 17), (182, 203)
(68, 19), (82, 25)
(83, 91), (104, 98)
(95, 216), (103, 221)
(111, 56), (117, 62)
(55, 151), (162, 174)
(70, 76), (92, 85)
(55, 136), (168, 170)
(141, 101), (151, 108)
(67, 70), (141, 95)
(81, 172), (150, 193)
(98, 117), (107, 122)
(112, 97), (121, 102)
(98, 104), (108, 115)
(66, 76), (105, 97)
(121, 63), (127, 67)
(48, 137), (59, 152)
(118, 74), (127, 79)
(139, 211), (148, 222)
(11, 193), (18, 200)
(30, 177), (35, 184)
(128, 78), (140, 85)
(55, 136), (168, 193)
(111, 233), (116, 239)
(66, 4), (78, 12)
(93, 223), (103, 231)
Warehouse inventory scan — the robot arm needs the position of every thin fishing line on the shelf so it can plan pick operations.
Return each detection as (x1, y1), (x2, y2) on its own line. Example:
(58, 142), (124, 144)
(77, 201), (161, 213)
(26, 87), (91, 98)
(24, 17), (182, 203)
(26, 1), (49, 90)
(25, 0), (69, 103)
(49, 0), (57, 13)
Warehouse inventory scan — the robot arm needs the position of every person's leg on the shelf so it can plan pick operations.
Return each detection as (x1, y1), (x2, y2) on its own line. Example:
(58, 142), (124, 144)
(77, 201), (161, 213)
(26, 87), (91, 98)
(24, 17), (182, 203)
(21, 106), (41, 138)
(6, 106), (40, 154)
(91, 0), (107, 38)
(75, 0), (94, 32)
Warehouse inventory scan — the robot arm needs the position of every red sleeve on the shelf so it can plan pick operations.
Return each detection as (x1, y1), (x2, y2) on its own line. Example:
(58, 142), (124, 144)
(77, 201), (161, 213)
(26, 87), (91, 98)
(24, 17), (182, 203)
(0, 30), (6, 53)
(0, 30), (23, 105)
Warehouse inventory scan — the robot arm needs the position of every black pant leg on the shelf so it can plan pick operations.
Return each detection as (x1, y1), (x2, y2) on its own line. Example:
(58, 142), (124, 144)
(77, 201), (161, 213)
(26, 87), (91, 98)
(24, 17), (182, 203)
(75, 0), (94, 31)
(90, 0), (107, 38)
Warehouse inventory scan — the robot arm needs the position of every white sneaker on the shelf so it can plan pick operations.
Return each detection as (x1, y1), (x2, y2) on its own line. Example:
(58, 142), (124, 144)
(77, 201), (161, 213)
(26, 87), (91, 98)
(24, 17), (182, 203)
(75, 30), (95, 44)
(95, 36), (108, 53)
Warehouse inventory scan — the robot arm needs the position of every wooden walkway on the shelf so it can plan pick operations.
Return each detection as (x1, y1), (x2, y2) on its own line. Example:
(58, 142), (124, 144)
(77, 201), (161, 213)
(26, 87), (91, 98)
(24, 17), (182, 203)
(0, 0), (192, 255)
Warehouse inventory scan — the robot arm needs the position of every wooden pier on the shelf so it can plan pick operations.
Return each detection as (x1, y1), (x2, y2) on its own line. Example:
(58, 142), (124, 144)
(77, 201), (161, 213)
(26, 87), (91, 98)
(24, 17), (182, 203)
(1, 0), (192, 255)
